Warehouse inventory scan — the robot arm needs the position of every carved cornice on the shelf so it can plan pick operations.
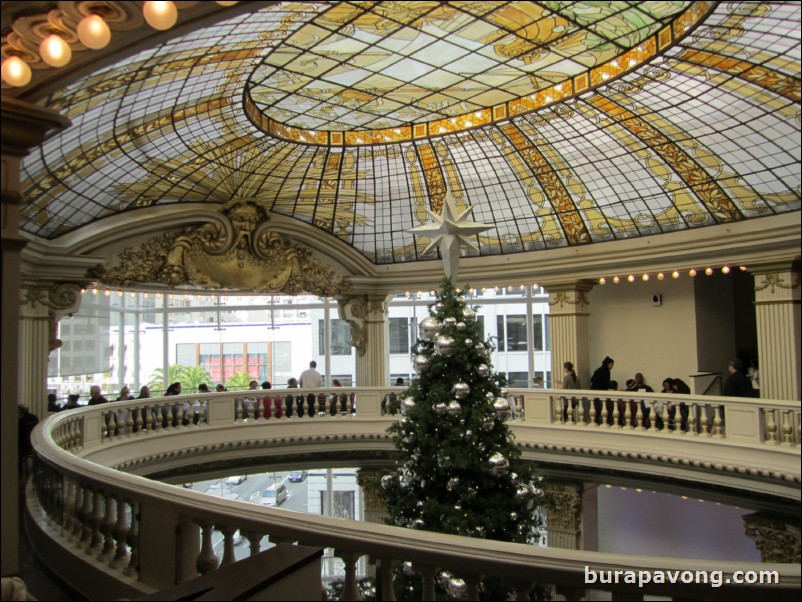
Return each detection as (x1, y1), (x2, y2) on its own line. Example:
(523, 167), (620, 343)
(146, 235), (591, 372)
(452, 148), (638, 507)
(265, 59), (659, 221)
(336, 293), (389, 356)
(89, 199), (349, 297)
(542, 483), (582, 533)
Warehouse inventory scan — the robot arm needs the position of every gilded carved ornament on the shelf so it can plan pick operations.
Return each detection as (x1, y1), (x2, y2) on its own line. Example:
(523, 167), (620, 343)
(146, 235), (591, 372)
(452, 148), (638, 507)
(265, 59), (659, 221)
(336, 294), (389, 357)
(743, 513), (801, 564)
(89, 199), (349, 298)
(542, 483), (582, 533)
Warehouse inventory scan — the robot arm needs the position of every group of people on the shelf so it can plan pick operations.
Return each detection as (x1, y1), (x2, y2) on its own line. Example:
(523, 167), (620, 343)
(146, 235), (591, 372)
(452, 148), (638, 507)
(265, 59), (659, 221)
(555, 355), (757, 429)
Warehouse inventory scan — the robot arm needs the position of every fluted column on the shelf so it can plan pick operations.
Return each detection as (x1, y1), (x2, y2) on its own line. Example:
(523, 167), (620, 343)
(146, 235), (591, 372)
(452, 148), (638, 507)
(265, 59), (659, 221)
(338, 292), (390, 386)
(19, 284), (82, 416)
(544, 281), (594, 389)
(750, 263), (801, 401)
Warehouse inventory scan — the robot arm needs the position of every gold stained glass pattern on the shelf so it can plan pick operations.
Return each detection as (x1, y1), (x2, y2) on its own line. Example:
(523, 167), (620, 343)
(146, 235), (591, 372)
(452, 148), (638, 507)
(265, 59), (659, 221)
(14, 1), (802, 266)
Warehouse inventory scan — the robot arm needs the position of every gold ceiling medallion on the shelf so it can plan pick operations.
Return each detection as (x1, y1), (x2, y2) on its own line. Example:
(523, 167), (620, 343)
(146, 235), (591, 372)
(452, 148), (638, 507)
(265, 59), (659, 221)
(90, 199), (349, 296)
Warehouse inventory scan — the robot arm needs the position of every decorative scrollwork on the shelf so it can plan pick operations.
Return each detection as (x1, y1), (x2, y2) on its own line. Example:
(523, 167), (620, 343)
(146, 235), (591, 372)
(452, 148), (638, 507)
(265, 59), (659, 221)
(89, 199), (349, 297)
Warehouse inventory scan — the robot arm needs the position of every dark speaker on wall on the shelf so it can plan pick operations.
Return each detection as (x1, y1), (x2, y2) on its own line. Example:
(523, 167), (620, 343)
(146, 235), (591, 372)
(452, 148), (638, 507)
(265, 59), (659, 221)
(652, 294), (663, 307)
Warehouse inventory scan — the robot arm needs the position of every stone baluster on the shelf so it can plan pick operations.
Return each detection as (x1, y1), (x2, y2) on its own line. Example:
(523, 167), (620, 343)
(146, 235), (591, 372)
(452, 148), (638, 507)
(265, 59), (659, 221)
(100, 494), (117, 560)
(781, 411), (794, 446)
(80, 486), (95, 543)
(196, 522), (219, 575)
(378, 559), (397, 601)
(623, 401), (632, 429)
(62, 479), (76, 534)
(337, 550), (361, 601)
(611, 399), (619, 428)
(112, 498), (130, 569)
(699, 405), (709, 435)
(588, 400), (597, 427)
(576, 398), (585, 424)
(765, 408), (779, 444)
(553, 397), (561, 423)
(241, 529), (263, 557)
(235, 398), (244, 422)
(513, 579), (531, 601)
(566, 399), (575, 424)
(124, 501), (139, 577)
(72, 484), (86, 538)
(464, 573), (480, 601)
(418, 565), (438, 602)
(88, 490), (105, 553)
(125, 407), (135, 435)
(712, 406), (725, 438)
(686, 402), (698, 436)
(218, 526), (237, 566)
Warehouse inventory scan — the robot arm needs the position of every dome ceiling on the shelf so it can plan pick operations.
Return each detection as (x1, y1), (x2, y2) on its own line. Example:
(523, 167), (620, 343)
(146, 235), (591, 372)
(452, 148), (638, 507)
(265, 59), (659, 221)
(13, 1), (802, 265)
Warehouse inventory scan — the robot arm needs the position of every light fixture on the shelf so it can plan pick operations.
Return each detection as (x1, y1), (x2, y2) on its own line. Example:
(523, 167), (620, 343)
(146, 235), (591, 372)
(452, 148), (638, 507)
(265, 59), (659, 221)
(739, 266), (748, 271)
(613, 276), (620, 284)
(39, 34), (72, 67)
(672, 271), (680, 279)
(657, 272), (665, 280)
(721, 266), (731, 274)
(642, 274), (650, 281)
(705, 267), (714, 276)
(77, 14), (111, 49)
(627, 275), (635, 282)
(104, 290), (111, 297)
(1, 55), (32, 87)
(143, 1), (178, 30)
(688, 269), (697, 277)
(599, 277), (606, 285)
(216, 1), (239, 5)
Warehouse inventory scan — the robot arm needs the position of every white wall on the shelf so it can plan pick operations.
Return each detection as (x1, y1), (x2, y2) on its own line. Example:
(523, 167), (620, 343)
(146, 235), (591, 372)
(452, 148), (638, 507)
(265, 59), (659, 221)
(595, 485), (760, 561)
(589, 276), (699, 390)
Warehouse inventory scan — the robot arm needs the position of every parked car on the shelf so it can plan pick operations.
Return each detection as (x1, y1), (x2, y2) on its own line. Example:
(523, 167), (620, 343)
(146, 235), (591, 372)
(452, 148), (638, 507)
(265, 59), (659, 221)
(225, 475), (247, 485)
(288, 470), (307, 482)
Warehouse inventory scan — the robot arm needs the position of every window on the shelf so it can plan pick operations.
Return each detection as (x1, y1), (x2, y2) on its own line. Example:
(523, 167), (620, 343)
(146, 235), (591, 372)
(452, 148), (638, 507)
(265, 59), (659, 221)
(325, 319), (352, 355)
(496, 315), (527, 352)
(389, 318), (410, 354)
(533, 315), (543, 351)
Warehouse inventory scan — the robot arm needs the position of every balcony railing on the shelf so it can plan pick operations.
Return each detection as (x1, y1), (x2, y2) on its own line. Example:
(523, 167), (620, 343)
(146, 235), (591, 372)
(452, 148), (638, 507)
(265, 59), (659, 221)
(27, 387), (801, 600)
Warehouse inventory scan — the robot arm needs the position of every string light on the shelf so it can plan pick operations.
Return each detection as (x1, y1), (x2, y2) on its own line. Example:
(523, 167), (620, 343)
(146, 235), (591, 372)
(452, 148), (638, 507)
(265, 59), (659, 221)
(1, 56), (32, 87)
(688, 269), (697, 277)
(627, 275), (635, 282)
(672, 271), (680, 279)
(739, 266), (748, 271)
(599, 277), (606, 285)
(77, 14), (111, 49)
(143, 1), (178, 30)
(721, 266), (731, 274)
(613, 276), (620, 284)
(39, 34), (72, 67)
(642, 274), (650, 281)
(705, 267), (714, 276)
(657, 272), (665, 280)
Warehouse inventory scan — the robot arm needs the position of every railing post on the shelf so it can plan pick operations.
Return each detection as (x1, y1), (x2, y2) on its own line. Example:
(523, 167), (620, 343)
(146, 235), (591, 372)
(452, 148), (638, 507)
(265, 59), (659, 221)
(378, 558), (397, 601)
(196, 521), (219, 575)
(337, 550), (362, 601)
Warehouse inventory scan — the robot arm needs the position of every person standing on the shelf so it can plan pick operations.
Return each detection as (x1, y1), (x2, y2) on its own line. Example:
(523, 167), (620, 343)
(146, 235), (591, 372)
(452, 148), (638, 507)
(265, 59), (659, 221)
(724, 359), (755, 398)
(561, 361), (580, 422)
(298, 361), (323, 416)
(590, 357), (614, 424)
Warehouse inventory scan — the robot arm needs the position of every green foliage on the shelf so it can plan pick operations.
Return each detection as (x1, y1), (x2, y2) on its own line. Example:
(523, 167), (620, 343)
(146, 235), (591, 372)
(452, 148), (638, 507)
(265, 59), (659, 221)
(147, 364), (212, 395)
(380, 278), (543, 542)
(225, 370), (255, 391)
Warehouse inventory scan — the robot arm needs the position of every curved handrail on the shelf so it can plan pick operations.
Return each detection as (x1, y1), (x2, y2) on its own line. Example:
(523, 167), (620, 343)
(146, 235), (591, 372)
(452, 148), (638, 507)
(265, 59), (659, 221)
(27, 388), (801, 600)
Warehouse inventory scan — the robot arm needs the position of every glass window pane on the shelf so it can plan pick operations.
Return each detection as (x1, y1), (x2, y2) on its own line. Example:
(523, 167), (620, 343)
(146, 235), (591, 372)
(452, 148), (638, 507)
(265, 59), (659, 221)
(507, 315), (527, 351)
(389, 318), (410, 354)
(533, 314), (543, 352)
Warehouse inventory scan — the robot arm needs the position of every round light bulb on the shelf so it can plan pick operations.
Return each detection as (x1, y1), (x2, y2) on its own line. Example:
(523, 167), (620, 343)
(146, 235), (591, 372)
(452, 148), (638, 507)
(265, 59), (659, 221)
(216, 1), (239, 5)
(599, 277), (606, 285)
(627, 275), (635, 282)
(143, 1), (178, 30)
(77, 15), (111, 49)
(672, 271), (680, 279)
(705, 267), (714, 276)
(721, 266), (731, 274)
(39, 34), (72, 67)
(689, 269), (697, 277)
(642, 274), (650, 281)
(613, 276), (620, 284)
(1, 56), (32, 87)
(739, 266), (748, 271)
(657, 272), (665, 280)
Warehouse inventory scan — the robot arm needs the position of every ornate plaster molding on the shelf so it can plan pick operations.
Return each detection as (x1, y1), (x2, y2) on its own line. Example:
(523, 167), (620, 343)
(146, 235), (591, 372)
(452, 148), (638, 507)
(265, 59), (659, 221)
(542, 482), (582, 535)
(89, 199), (349, 297)
(743, 513), (801, 563)
(336, 294), (389, 356)
(754, 273), (800, 294)
(21, 282), (83, 351)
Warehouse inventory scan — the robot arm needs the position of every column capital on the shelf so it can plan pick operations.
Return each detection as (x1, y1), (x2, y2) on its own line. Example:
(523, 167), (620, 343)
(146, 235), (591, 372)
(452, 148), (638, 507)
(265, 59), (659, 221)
(743, 513), (801, 563)
(336, 292), (390, 356)
(542, 279), (596, 294)
(20, 282), (83, 352)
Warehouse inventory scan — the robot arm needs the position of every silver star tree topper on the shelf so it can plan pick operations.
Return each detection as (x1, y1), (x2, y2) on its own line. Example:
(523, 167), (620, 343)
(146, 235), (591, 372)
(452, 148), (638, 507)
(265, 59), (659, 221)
(408, 195), (492, 282)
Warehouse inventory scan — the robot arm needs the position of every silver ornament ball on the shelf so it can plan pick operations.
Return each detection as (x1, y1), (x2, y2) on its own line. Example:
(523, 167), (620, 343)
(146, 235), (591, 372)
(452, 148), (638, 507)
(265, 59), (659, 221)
(400, 396), (416, 416)
(413, 354), (429, 373)
(447, 401), (462, 416)
(419, 317), (440, 341)
(477, 363), (489, 377)
(452, 382), (470, 399)
(489, 452), (509, 476)
(434, 335), (455, 355)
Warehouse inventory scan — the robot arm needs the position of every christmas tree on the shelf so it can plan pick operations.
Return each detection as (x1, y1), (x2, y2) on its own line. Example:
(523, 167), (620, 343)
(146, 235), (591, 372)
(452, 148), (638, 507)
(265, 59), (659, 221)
(379, 278), (544, 596)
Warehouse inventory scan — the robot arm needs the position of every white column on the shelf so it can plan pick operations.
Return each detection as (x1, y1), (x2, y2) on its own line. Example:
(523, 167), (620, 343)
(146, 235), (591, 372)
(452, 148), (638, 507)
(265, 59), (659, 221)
(338, 292), (390, 387)
(751, 263), (801, 401)
(544, 281), (594, 389)
(19, 284), (82, 417)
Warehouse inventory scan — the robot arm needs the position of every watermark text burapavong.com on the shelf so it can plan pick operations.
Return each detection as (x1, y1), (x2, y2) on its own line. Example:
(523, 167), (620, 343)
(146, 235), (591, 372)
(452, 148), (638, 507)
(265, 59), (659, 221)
(585, 566), (780, 588)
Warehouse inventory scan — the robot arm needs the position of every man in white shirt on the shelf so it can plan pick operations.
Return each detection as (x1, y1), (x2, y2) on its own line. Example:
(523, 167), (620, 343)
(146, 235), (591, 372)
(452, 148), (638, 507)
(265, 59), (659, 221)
(298, 361), (323, 416)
